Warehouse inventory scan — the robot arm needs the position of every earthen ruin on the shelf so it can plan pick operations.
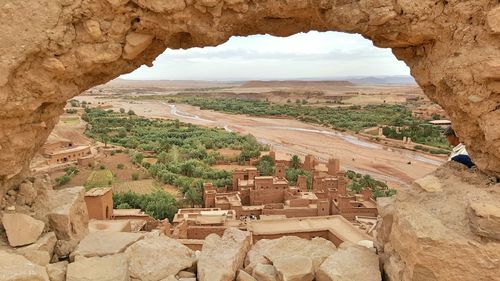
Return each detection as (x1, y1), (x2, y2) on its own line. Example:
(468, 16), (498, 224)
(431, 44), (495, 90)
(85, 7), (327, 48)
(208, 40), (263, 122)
(203, 156), (377, 221)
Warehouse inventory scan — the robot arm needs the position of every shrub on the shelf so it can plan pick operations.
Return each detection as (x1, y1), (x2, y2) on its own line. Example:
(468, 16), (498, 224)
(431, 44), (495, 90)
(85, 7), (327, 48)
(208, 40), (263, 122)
(132, 173), (140, 181)
(119, 108), (125, 114)
(127, 109), (136, 115)
(100, 165), (106, 170)
(117, 164), (125, 169)
(55, 175), (71, 186)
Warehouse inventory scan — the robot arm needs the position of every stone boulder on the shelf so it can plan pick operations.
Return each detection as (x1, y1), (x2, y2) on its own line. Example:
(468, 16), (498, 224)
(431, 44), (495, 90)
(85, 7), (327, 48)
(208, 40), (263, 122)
(252, 264), (278, 281)
(236, 270), (257, 281)
(197, 227), (252, 281)
(125, 236), (194, 280)
(47, 187), (89, 258)
(19, 180), (37, 205)
(468, 201), (500, 240)
(2, 212), (45, 247)
(46, 261), (68, 281)
(66, 254), (129, 281)
(245, 236), (336, 273)
(316, 243), (381, 281)
(123, 32), (155, 60)
(273, 255), (314, 281)
(71, 231), (144, 260)
(0, 250), (49, 281)
(376, 168), (500, 281)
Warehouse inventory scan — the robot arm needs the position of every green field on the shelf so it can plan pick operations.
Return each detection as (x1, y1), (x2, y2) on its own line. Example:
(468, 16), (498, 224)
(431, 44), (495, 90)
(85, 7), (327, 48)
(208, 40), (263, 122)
(85, 169), (114, 189)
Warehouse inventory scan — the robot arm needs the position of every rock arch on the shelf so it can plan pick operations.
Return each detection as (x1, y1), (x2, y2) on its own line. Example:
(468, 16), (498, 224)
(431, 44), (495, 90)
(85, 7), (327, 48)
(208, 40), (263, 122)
(0, 0), (499, 193)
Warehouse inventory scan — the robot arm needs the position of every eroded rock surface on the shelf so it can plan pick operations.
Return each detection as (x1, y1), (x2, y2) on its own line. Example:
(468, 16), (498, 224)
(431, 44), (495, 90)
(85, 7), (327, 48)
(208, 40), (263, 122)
(376, 164), (500, 281)
(245, 236), (336, 273)
(0, 250), (50, 281)
(47, 186), (89, 258)
(125, 236), (195, 280)
(198, 227), (252, 281)
(2, 212), (45, 247)
(316, 243), (381, 281)
(70, 231), (143, 260)
(0, 0), (499, 197)
(66, 254), (129, 281)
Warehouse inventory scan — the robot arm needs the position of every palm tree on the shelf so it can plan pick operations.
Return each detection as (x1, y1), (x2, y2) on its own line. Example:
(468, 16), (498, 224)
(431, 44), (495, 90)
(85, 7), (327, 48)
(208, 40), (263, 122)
(290, 155), (301, 169)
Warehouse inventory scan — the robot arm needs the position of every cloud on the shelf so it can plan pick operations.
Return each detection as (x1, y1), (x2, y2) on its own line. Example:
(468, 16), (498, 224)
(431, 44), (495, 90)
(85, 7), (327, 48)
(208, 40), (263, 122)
(122, 31), (409, 80)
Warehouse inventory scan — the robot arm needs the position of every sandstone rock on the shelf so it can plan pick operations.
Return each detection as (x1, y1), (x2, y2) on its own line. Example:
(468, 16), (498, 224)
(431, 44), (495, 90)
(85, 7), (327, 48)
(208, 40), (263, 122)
(273, 255), (314, 281)
(0, 250), (50, 281)
(19, 180), (37, 205)
(18, 232), (57, 257)
(123, 32), (155, 60)
(75, 43), (122, 65)
(66, 254), (129, 281)
(20, 249), (51, 266)
(468, 202), (500, 240)
(236, 270), (257, 281)
(2, 213), (45, 247)
(252, 264), (278, 281)
(414, 175), (443, 193)
(316, 243), (381, 281)
(177, 271), (196, 278)
(245, 236), (335, 272)
(106, 0), (129, 7)
(160, 276), (178, 281)
(83, 20), (102, 40)
(125, 236), (194, 280)
(377, 170), (500, 281)
(133, 0), (186, 13)
(46, 261), (68, 281)
(41, 57), (66, 74)
(487, 6), (500, 34)
(198, 227), (252, 281)
(71, 231), (143, 260)
(48, 187), (88, 257)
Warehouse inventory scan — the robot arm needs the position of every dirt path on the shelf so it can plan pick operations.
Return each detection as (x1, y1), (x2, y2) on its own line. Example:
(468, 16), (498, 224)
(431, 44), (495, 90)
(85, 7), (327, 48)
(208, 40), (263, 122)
(78, 97), (445, 188)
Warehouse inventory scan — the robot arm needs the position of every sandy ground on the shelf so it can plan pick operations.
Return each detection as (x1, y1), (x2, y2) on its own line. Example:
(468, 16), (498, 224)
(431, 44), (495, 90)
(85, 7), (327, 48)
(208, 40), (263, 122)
(77, 96), (445, 188)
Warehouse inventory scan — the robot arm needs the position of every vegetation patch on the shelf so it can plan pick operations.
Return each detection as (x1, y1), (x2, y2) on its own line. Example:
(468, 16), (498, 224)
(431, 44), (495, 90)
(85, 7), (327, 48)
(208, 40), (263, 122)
(142, 96), (449, 148)
(113, 189), (178, 221)
(346, 170), (396, 198)
(85, 169), (114, 190)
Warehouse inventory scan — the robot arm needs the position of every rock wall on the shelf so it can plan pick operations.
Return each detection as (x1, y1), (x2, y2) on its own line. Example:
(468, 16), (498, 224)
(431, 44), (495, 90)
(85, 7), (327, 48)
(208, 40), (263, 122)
(376, 163), (500, 281)
(0, 0), (499, 194)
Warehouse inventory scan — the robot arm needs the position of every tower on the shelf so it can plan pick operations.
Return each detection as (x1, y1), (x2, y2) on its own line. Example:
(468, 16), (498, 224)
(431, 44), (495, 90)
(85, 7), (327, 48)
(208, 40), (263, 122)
(276, 162), (286, 179)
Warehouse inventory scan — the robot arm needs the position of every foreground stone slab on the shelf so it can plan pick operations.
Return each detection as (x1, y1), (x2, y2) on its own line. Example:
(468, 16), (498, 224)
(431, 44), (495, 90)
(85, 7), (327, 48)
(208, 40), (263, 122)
(125, 236), (194, 280)
(198, 227), (252, 281)
(468, 202), (500, 240)
(377, 167), (500, 281)
(2, 212), (45, 247)
(236, 270), (257, 281)
(46, 261), (68, 281)
(252, 264), (278, 281)
(316, 243), (381, 281)
(71, 231), (143, 260)
(245, 236), (336, 272)
(48, 187), (89, 257)
(273, 255), (314, 281)
(66, 254), (128, 281)
(0, 250), (49, 281)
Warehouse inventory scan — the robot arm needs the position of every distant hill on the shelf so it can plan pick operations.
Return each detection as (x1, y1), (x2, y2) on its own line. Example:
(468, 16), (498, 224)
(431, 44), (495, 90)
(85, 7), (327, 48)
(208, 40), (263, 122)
(241, 80), (354, 88)
(345, 76), (416, 85)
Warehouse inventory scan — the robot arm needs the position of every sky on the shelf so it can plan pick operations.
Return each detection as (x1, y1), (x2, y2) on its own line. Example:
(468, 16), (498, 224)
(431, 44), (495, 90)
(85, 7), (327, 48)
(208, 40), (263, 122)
(121, 31), (411, 81)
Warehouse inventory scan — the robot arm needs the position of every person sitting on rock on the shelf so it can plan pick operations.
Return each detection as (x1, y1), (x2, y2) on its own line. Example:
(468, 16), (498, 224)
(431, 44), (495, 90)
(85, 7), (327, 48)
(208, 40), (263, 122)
(444, 126), (475, 168)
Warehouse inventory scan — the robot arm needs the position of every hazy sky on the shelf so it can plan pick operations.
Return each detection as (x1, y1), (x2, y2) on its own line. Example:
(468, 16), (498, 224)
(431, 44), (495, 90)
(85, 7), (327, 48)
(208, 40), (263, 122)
(121, 31), (410, 81)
